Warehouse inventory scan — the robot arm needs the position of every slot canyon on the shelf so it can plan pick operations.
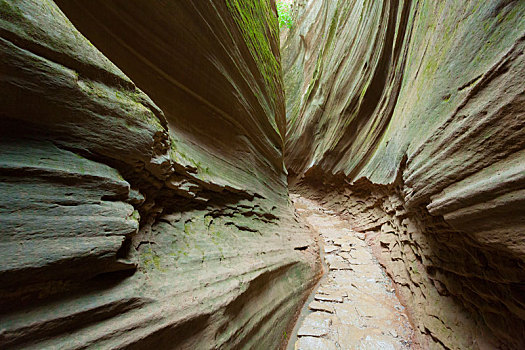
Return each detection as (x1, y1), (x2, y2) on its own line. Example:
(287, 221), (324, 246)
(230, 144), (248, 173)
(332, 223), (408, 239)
(0, 0), (524, 349)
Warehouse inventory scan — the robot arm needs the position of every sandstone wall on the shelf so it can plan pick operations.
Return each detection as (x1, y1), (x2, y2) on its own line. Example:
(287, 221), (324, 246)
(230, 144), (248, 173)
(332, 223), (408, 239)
(284, 0), (525, 348)
(0, 1), (319, 348)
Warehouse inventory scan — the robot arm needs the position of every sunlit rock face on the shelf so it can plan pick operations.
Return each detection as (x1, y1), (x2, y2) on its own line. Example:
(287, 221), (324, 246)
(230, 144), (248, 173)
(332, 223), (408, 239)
(0, 1), (319, 348)
(283, 0), (525, 348)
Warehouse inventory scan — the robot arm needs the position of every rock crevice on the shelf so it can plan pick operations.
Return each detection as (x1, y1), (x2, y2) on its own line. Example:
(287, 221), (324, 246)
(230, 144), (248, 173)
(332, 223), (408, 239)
(1, 0), (524, 349)
(283, 0), (525, 348)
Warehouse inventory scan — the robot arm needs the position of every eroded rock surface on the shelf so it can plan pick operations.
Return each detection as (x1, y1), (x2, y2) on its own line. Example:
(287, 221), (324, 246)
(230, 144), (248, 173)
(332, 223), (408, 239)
(0, 1), (319, 349)
(283, 0), (525, 349)
(1, 0), (524, 348)
(290, 194), (415, 350)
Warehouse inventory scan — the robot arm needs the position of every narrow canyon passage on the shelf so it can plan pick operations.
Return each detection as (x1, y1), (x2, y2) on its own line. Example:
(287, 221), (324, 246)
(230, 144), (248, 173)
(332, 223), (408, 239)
(1, 0), (524, 349)
(288, 194), (415, 350)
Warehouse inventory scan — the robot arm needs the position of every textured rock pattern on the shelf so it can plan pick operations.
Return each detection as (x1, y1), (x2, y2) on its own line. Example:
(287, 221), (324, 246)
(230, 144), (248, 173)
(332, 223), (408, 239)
(56, 0), (288, 198)
(291, 194), (415, 350)
(0, 1), (319, 349)
(1, 0), (524, 348)
(293, 178), (525, 349)
(284, 0), (525, 349)
(283, 0), (525, 184)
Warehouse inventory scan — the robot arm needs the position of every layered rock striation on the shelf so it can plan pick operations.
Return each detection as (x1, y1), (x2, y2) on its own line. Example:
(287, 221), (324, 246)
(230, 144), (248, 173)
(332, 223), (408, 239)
(0, 1), (319, 349)
(283, 0), (525, 348)
(1, 0), (524, 348)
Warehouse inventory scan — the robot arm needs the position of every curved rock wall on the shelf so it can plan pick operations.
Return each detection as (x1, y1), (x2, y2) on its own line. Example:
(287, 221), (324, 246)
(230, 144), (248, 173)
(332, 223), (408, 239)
(0, 1), (319, 348)
(284, 0), (525, 349)
(2, 0), (524, 348)
(55, 0), (288, 198)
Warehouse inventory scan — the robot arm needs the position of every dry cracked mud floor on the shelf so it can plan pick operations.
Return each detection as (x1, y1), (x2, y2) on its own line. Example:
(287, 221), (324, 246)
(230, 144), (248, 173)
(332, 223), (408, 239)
(289, 194), (416, 350)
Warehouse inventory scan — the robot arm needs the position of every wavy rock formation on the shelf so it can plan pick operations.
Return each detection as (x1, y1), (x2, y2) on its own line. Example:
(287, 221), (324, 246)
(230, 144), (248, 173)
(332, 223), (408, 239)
(1, 0), (524, 349)
(283, 0), (525, 349)
(0, 1), (319, 349)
